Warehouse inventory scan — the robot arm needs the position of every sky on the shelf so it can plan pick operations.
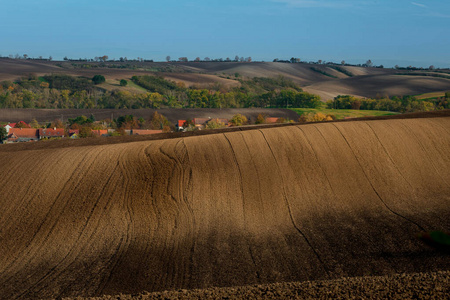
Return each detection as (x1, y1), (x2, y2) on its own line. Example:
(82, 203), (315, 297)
(0, 0), (449, 68)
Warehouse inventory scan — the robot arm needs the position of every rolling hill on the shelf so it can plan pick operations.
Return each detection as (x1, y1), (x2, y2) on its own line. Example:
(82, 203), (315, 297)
(1, 59), (449, 100)
(0, 112), (449, 299)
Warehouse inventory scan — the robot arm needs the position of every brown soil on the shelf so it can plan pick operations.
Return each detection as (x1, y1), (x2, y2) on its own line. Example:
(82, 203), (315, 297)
(303, 74), (450, 100)
(0, 112), (449, 299)
(66, 271), (450, 299)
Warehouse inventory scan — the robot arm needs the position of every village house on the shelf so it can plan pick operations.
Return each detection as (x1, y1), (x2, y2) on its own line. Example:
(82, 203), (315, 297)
(4, 123), (16, 134)
(38, 128), (65, 139)
(177, 120), (187, 131)
(92, 130), (109, 137)
(7, 128), (39, 142)
(193, 118), (210, 129)
(69, 129), (79, 139)
(265, 117), (280, 123)
(3, 121), (30, 134)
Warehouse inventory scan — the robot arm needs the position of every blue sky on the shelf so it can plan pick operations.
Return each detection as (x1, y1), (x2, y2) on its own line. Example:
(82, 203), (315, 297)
(1, 0), (449, 67)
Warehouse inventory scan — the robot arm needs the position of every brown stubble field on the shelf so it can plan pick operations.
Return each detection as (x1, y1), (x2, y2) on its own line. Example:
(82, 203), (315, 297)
(0, 112), (449, 299)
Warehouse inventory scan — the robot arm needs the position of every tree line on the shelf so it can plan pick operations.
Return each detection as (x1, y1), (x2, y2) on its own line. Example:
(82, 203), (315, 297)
(327, 94), (450, 112)
(0, 74), (321, 109)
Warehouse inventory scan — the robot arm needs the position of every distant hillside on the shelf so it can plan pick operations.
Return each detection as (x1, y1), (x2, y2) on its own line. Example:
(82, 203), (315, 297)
(1, 58), (449, 100)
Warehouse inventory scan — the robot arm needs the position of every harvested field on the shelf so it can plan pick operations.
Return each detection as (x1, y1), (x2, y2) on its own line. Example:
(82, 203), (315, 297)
(303, 75), (450, 100)
(0, 112), (449, 299)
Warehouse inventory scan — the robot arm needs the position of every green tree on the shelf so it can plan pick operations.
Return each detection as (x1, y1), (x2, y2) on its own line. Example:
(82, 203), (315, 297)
(0, 127), (7, 141)
(230, 113), (248, 126)
(120, 79), (128, 86)
(92, 75), (106, 85)
(206, 118), (226, 129)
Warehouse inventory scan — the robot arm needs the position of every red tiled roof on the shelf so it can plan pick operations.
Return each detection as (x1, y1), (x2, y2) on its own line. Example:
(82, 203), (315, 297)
(132, 129), (163, 135)
(92, 130), (108, 136)
(178, 120), (186, 127)
(69, 129), (79, 134)
(194, 118), (210, 125)
(38, 128), (65, 137)
(265, 117), (279, 123)
(8, 128), (38, 138)
(5, 123), (16, 128)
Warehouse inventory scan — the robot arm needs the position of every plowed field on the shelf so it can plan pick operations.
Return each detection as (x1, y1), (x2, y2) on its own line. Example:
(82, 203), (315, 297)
(0, 114), (449, 299)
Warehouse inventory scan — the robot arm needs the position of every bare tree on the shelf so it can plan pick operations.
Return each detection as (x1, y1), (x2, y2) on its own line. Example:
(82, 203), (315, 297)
(166, 56), (171, 62)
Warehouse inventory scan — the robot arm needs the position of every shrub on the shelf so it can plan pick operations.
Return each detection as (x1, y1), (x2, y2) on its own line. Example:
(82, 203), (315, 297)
(92, 75), (106, 85)
(206, 119), (226, 129)
(230, 113), (248, 126)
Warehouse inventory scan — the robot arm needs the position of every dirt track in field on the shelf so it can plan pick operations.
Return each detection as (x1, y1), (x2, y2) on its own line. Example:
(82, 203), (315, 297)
(0, 113), (449, 299)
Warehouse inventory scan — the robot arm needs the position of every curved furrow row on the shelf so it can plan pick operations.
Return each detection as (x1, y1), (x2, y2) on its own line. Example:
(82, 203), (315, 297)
(0, 146), (102, 296)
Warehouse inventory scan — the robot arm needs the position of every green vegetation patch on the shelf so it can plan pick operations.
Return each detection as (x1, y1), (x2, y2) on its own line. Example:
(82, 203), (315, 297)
(414, 91), (448, 100)
(310, 67), (338, 78)
(290, 107), (399, 120)
(328, 66), (354, 77)
(131, 75), (179, 94)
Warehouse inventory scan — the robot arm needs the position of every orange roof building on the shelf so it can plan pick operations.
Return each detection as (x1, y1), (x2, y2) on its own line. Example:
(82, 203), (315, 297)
(92, 130), (108, 137)
(265, 117), (279, 123)
(38, 128), (65, 139)
(7, 128), (39, 142)
(194, 118), (210, 126)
